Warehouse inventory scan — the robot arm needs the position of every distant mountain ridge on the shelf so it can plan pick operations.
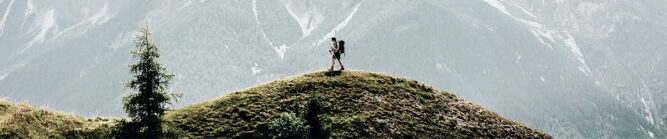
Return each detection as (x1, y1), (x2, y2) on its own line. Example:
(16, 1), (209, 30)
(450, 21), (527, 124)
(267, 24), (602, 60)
(1, 0), (665, 138)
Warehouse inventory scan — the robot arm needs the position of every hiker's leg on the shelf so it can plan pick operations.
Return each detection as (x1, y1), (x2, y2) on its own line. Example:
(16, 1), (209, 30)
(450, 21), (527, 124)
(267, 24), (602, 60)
(337, 58), (344, 70)
(331, 58), (336, 66)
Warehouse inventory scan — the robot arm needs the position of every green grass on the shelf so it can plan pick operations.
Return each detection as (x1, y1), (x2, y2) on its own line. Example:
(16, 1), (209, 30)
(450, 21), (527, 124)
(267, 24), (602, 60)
(0, 100), (118, 138)
(0, 70), (552, 138)
(164, 70), (552, 138)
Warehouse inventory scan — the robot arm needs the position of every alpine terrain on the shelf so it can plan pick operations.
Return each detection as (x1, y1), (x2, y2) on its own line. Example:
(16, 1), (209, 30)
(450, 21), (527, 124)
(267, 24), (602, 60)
(1, 71), (551, 138)
(0, 0), (665, 138)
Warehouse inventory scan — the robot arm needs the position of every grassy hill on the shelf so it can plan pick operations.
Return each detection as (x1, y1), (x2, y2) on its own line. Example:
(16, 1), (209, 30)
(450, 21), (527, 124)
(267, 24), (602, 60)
(164, 70), (551, 138)
(0, 100), (117, 138)
(0, 70), (551, 138)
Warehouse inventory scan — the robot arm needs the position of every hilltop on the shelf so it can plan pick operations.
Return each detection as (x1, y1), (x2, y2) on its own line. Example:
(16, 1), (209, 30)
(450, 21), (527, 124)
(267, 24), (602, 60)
(1, 70), (551, 138)
(164, 71), (551, 138)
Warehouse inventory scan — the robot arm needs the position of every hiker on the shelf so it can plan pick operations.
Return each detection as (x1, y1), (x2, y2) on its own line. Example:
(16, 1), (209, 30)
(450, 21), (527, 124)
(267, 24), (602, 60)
(329, 37), (344, 71)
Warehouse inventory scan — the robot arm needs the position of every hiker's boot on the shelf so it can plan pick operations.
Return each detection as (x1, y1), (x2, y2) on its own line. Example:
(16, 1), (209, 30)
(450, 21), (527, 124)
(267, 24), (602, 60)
(328, 66), (334, 71)
(340, 66), (345, 71)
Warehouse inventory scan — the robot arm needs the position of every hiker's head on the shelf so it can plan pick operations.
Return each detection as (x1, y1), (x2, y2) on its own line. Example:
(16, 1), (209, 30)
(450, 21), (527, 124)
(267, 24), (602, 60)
(331, 37), (336, 42)
(339, 40), (345, 46)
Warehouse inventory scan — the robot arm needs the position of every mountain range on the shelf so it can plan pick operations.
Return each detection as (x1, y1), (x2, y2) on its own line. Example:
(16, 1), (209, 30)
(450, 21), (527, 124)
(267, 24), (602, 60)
(0, 0), (665, 138)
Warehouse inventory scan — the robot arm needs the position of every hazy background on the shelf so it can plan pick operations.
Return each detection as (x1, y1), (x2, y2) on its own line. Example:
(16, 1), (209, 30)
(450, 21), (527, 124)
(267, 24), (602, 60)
(1, 0), (665, 138)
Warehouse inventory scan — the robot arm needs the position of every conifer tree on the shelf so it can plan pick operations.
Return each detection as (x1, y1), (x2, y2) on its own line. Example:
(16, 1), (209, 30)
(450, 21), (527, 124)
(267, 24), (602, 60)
(122, 23), (181, 137)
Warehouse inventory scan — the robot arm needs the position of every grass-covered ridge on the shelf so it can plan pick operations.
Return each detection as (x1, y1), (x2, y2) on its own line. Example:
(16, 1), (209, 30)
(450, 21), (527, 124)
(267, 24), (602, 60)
(0, 70), (551, 138)
(0, 100), (117, 138)
(164, 70), (552, 138)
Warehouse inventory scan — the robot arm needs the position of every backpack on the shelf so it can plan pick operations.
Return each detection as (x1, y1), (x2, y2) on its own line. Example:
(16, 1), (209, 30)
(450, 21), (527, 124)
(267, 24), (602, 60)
(339, 40), (345, 54)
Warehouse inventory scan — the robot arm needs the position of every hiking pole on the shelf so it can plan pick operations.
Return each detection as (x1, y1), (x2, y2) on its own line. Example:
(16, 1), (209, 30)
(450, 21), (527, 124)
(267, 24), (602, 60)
(328, 48), (334, 56)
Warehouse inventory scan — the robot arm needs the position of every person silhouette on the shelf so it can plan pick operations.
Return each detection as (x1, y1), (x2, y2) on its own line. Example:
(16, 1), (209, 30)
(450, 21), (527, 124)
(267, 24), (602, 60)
(329, 37), (344, 71)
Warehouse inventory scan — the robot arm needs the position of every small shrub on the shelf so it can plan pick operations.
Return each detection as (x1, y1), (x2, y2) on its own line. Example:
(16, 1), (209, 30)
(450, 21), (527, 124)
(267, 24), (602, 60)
(290, 100), (302, 116)
(418, 92), (433, 99)
(306, 94), (330, 138)
(161, 124), (185, 138)
(269, 112), (310, 138)
(113, 119), (184, 138)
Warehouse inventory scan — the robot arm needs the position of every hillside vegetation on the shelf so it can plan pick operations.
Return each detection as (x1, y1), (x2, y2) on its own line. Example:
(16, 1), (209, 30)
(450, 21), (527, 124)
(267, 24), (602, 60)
(0, 70), (551, 138)
(0, 100), (116, 138)
(164, 70), (551, 138)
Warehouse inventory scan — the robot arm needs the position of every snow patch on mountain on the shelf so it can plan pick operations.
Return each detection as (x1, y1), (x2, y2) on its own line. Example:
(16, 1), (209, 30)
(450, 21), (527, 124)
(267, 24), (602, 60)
(79, 70), (87, 78)
(509, 1), (536, 18)
(0, 74), (7, 80)
(251, 62), (262, 75)
(641, 97), (655, 124)
(436, 63), (454, 74)
(649, 131), (654, 138)
(482, 0), (541, 28)
(483, 0), (592, 77)
(52, 3), (114, 40)
(529, 29), (554, 49)
(108, 31), (132, 51)
(317, 0), (364, 45)
(562, 33), (592, 76)
(1, 63), (25, 79)
(273, 44), (288, 59)
(22, 0), (35, 27)
(180, 0), (192, 9)
(252, 0), (293, 60)
(252, 0), (271, 46)
(22, 9), (55, 53)
(0, 0), (16, 38)
(90, 4), (113, 25)
(281, 0), (324, 38)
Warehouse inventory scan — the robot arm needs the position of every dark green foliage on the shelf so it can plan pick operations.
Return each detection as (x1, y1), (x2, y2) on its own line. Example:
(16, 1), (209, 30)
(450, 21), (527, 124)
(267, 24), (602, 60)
(268, 94), (330, 138)
(112, 119), (140, 137)
(113, 119), (184, 138)
(120, 23), (181, 137)
(269, 112), (310, 138)
(305, 94), (330, 138)
(290, 100), (302, 116)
